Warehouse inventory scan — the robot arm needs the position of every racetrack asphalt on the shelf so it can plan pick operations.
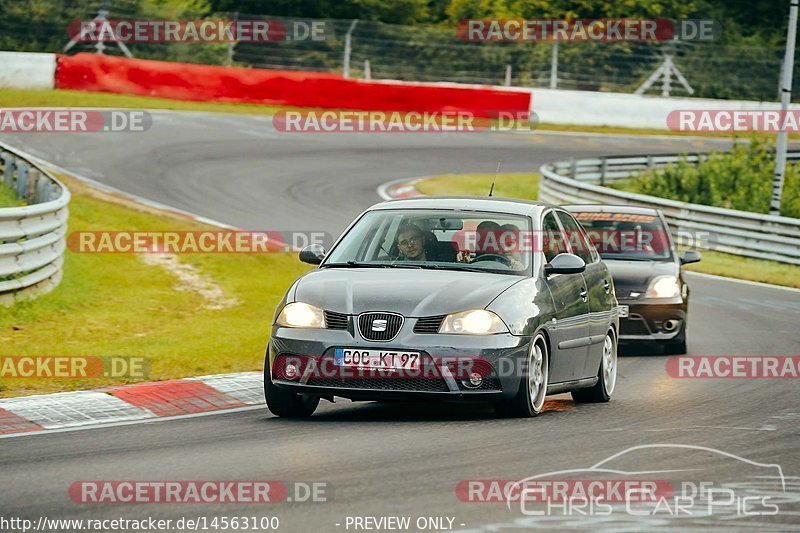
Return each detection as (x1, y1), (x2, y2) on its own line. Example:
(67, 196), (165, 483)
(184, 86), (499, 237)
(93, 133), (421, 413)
(1, 114), (799, 531)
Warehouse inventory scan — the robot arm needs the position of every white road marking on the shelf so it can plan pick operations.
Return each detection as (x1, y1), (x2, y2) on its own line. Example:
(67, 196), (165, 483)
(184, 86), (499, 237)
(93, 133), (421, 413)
(0, 404), (267, 440)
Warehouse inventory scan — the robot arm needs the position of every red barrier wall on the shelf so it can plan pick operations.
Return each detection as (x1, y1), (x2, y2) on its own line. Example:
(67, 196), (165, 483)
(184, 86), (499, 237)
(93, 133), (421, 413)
(55, 54), (531, 117)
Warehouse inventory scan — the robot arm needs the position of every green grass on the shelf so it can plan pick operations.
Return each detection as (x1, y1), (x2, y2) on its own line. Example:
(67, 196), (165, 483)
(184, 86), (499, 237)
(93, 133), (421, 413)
(415, 172), (540, 199)
(0, 88), (284, 116)
(0, 183), (21, 207)
(415, 172), (800, 289)
(681, 248), (800, 289)
(0, 173), (312, 398)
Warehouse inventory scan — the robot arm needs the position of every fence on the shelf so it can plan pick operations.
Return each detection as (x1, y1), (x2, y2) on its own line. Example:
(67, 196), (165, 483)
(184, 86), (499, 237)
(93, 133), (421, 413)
(0, 142), (70, 305)
(0, 0), (794, 101)
(539, 153), (800, 265)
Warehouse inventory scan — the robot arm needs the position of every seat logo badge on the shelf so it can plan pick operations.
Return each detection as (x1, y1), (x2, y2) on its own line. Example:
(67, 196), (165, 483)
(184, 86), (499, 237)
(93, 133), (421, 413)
(372, 319), (388, 332)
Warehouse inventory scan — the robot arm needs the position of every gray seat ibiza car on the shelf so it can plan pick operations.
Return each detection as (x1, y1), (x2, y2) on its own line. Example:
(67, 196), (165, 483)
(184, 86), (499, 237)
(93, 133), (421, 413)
(265, 197), (619, 418)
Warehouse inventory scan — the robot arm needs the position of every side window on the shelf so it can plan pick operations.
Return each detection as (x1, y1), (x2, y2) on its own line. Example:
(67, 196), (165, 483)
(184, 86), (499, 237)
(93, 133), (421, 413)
(541, 212), (568, 263)
(556, 211), (595, 264)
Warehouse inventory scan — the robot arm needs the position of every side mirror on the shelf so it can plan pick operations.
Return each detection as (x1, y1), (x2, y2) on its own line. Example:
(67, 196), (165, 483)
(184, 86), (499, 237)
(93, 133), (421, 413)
(299, 244), (326, 265)
(680, 250), (702, 265)
(544, 253), (586, 275)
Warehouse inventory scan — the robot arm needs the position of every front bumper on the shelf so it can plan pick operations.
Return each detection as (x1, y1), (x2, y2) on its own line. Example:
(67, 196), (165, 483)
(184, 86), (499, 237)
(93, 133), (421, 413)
(617, 297), (687, 343)
(269, 325), (531, 402)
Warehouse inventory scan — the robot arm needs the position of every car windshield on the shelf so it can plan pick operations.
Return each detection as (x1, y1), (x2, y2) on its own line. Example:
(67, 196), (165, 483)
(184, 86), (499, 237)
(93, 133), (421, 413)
(571, 211), (673, 261)
(323, 209), (533, 275)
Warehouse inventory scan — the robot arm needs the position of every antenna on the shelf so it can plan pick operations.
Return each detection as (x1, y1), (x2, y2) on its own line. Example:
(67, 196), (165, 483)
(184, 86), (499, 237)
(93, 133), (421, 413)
(489, 160), (501, 197)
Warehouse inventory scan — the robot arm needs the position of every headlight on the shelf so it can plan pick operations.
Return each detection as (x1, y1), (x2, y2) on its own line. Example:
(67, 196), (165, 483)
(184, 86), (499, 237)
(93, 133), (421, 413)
(439, 310), (508, 335)
(646, 276), (680, 298)
(276, 302), (325, 328)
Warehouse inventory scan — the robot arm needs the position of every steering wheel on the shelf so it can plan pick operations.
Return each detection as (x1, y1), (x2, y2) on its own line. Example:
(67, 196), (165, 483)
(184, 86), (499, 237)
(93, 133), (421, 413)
(472, 253), (512, 266)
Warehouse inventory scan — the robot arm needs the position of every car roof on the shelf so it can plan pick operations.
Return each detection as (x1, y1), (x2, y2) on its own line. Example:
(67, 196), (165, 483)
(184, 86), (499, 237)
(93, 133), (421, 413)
(562, 204), (662, 216)
(371, 196), (558, 216)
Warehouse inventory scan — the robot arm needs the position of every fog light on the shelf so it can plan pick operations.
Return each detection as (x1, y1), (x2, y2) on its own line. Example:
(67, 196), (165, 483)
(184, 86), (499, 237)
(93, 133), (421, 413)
(284, 364), (299, 380)
(458, 372), (484, 389)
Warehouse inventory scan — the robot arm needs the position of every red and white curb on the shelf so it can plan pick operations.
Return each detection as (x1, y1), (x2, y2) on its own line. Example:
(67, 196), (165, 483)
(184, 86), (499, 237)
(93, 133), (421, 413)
(0, 371), (264, 437)
(376, 177), (425, 201)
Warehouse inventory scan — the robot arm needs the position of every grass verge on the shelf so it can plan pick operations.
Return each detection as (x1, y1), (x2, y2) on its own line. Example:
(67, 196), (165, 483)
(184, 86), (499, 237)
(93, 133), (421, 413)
(0, 182), (21, 207)
(0, 88), (284, 116)
(415, 172), (800, 289)
(0, 173), (312, 398)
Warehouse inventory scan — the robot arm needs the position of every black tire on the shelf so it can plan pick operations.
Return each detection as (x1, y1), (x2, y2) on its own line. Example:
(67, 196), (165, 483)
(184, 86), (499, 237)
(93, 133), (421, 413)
(494, 333), (549, 418)
(573, 329), (617, 404)
(264, 354), (319, 418)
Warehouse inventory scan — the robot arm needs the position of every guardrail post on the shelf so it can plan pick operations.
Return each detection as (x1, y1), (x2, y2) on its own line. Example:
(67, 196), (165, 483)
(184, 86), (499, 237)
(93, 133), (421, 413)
(16, 163), (29, 200)
(36, 172), (48, 203)
(647, 155), (654, 171)
(600, 158), (608, 186)
(3, 154), (14, 189)
(570, 158), (577, 179)
(27, 168), (40, 204)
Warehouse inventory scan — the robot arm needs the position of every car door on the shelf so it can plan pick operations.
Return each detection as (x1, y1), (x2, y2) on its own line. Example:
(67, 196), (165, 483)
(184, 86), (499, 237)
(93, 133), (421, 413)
(541, 210), (591, 383)
(557, 210), (613, 379)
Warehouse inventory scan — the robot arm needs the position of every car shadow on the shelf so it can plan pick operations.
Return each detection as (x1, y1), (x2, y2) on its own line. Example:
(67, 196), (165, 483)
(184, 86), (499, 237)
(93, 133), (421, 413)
(619, 344), (663, 357)
(265, 395), (576, 423)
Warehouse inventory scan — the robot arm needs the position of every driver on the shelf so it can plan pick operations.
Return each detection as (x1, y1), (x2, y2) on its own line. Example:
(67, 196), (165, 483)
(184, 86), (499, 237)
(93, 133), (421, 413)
(395, 223), (427, 261)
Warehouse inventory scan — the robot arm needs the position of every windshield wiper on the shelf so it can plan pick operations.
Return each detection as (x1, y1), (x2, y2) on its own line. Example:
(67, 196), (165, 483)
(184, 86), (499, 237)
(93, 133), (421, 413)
(414, 263), (511, 274)
(322, 261), (390, 268)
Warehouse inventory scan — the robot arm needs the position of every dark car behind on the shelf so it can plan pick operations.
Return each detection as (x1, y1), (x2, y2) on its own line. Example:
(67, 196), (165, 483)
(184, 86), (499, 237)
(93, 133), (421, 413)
(564, 205), (701, 354)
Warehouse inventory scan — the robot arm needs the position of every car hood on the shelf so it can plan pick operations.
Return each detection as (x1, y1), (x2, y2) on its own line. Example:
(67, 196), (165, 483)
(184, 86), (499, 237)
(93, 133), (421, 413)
(293, 267), (524, 316)
(604, 259), (678, 293)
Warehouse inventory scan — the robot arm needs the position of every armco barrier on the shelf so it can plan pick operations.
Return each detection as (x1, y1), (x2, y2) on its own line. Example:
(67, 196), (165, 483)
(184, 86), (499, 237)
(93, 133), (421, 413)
(0, 142), (70, 305)
(539, 153), (800, 265)
(0, 52), (57, 90)
(55, 53), (531, 117)
(528, 88), (800, 130)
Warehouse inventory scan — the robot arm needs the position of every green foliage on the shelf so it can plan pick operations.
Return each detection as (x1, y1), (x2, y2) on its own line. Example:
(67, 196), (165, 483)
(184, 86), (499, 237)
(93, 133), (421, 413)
(618, 138), (800, 218)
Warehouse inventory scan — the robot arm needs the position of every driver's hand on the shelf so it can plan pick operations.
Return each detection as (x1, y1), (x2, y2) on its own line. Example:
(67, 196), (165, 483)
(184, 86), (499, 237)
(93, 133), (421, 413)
(456, 251), (472, 263)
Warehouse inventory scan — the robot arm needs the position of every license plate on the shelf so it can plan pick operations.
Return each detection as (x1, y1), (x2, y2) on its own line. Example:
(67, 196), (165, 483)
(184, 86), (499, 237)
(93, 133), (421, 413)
(618, 305), (629, 318)
(334, 348), (420, 370)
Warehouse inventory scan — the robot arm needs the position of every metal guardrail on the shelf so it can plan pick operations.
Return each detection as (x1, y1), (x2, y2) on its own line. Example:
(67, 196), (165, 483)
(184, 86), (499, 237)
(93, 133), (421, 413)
(539, 152), (800, 265)
(0, 142), (70, 305)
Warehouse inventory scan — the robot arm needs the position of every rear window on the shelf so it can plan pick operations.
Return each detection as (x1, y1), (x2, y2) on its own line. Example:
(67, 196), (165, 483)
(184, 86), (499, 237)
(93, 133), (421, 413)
(571, 211), (673, 261)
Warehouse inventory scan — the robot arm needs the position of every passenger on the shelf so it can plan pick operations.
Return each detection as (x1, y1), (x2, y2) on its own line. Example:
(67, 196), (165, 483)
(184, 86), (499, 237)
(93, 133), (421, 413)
(499, 223), (525, 269)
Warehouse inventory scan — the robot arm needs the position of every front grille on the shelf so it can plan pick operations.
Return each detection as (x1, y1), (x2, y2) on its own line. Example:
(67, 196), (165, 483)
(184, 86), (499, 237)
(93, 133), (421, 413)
(358, 312), (403, 341)
(620, 316), (651, 335)
(324, 310), (349, 330)
(306, 376), (449, 392)
(413, 315), (446, 334)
